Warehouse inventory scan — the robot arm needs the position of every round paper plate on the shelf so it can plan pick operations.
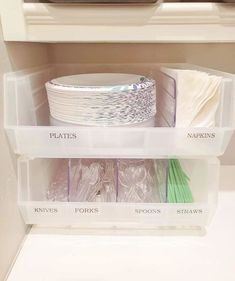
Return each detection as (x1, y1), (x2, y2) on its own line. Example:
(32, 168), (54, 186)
(46, 73), (156, 126)
(47, 73), (154, 92)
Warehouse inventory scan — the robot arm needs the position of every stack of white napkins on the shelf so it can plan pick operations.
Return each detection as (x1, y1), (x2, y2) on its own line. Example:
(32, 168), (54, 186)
(162, 68), (222, 127)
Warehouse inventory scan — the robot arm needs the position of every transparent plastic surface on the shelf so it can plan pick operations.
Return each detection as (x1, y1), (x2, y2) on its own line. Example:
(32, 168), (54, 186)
(69, 159), (117, 202)
(18, 157), (219, 227)
(117, 159), (160, 203)
(4, 63), (235, 157)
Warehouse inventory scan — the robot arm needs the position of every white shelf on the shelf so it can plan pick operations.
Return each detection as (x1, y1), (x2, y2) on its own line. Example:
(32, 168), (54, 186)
(1, 2), (235, 42)
(5, 166), (235, 281)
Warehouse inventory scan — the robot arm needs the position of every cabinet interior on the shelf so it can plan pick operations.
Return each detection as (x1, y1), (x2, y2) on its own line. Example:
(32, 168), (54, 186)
(6, 42), (235, 71)
(1, 19), (235, 281)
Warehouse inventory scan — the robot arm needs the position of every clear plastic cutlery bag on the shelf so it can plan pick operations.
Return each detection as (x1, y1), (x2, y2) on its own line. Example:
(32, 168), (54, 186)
(69, 159), (117, 202)
(117, 159), (160, 203)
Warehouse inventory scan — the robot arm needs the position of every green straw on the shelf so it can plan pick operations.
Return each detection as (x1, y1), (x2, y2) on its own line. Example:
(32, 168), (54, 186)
(167, 159), (193, 203)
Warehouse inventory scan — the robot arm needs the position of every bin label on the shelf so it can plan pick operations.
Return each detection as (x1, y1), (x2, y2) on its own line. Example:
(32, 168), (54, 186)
(49, 132), (78, 139)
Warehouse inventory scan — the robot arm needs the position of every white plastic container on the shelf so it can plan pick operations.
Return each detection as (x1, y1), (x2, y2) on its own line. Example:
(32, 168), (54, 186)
(4, 63), (235, 158)
(18, 157), (219, 228)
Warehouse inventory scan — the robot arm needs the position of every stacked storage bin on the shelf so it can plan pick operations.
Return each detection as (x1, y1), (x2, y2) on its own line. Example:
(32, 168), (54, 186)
(4, 63), (235, 230)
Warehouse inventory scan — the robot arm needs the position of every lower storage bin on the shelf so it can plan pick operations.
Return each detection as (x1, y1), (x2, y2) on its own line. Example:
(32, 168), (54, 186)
(18, 157), (219, 228)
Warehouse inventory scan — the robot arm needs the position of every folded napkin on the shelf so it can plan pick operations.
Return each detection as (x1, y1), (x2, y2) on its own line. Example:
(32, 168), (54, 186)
(160, 68), (222, 127)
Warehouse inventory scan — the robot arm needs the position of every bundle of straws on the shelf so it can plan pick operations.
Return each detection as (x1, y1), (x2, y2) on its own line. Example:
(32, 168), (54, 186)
(167, 159), (193, 203)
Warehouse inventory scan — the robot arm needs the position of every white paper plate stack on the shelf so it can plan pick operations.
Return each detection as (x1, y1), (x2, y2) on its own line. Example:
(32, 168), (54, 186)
(46, 73), (156, 127)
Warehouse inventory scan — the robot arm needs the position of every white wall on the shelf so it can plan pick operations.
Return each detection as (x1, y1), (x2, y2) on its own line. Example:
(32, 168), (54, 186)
(0, 28), (49, 281)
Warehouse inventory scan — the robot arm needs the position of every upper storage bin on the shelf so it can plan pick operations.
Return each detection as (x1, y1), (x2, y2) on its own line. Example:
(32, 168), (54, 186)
(1, 2), (235, 42)
(4, 63), (235, 158)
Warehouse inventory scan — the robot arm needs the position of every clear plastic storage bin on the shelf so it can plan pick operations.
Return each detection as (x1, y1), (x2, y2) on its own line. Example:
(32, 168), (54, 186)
(4, 63), (235, 158)
(18, 157), (219, 228)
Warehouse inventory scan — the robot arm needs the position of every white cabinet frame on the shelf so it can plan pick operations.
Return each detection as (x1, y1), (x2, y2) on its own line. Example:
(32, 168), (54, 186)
(1, 1), (235, 42)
